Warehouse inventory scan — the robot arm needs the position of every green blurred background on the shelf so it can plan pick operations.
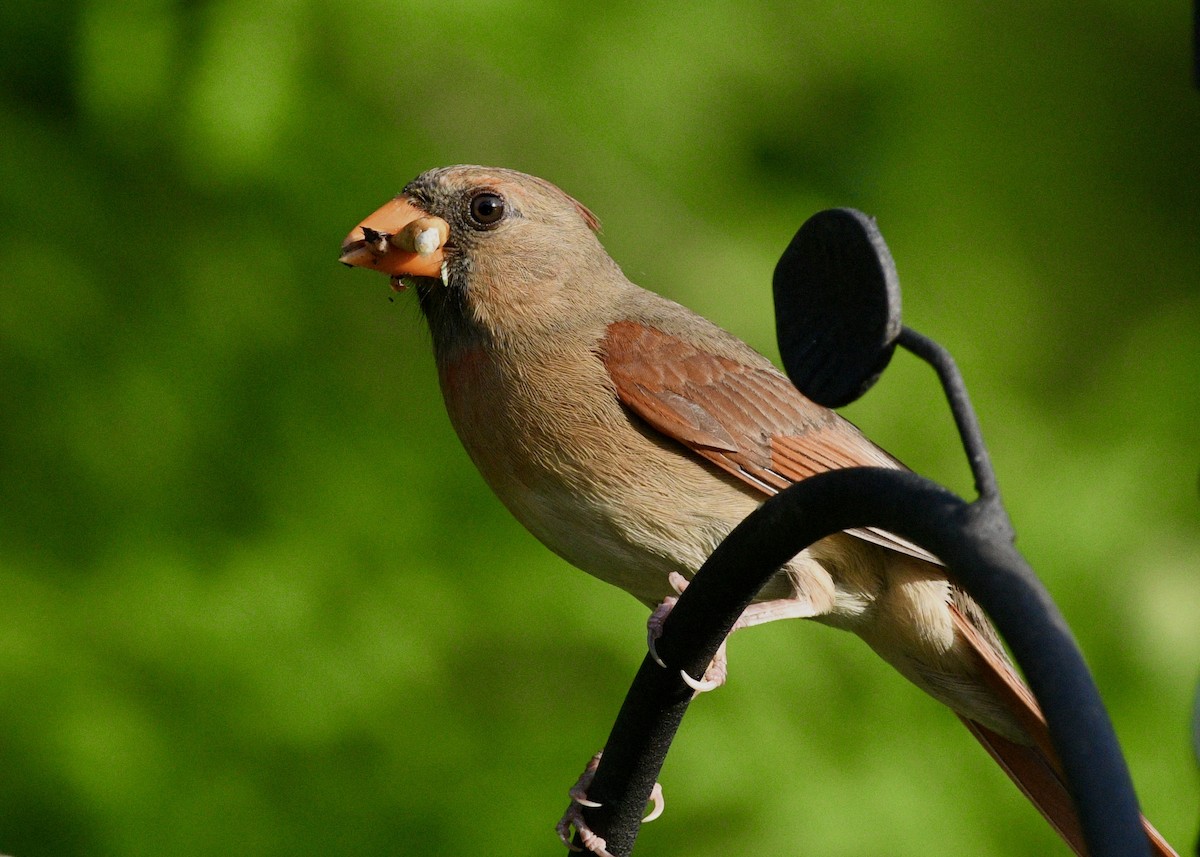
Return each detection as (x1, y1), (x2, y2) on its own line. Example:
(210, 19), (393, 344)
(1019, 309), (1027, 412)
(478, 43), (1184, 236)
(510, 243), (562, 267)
(2, 1), (1198, 854)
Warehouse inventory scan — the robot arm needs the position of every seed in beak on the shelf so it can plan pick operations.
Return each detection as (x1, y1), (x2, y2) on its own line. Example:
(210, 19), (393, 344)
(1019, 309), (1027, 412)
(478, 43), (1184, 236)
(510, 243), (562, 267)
(388, 216), (450, 256)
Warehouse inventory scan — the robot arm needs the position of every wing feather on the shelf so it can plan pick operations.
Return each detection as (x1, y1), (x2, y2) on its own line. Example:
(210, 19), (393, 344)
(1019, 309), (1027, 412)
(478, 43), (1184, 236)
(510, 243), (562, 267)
(601, 321), (935, 563)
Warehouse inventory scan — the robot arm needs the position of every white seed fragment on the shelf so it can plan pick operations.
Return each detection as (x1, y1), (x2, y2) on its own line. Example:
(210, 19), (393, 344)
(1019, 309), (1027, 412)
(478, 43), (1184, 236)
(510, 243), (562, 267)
(388, 215), (449, 256)
(414, 227), (441, 256)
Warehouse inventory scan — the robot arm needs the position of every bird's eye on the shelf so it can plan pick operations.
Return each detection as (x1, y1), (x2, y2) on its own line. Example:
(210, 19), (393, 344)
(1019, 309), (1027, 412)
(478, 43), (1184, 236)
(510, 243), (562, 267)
(468, 191), (506, 228)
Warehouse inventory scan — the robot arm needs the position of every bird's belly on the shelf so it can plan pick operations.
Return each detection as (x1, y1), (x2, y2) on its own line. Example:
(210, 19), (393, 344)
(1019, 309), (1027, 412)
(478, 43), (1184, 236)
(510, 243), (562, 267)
(468, 425), (762, 605)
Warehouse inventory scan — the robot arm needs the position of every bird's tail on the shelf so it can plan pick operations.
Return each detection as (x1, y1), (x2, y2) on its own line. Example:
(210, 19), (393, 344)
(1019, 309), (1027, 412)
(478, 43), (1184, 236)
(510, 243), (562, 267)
(961, 718), (1176, 857)
(950, 606), (1177, 857)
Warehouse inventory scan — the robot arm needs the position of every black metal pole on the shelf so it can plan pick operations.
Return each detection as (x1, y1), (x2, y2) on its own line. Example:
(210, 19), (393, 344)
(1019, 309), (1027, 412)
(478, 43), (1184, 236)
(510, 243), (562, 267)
(897, 327), (1003, 504)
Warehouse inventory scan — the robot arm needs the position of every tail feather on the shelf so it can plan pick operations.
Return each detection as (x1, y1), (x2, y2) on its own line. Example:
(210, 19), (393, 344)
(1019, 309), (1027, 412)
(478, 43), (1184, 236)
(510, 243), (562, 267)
(949, 606), (1177, 857)
(961, 717), (1087, 854)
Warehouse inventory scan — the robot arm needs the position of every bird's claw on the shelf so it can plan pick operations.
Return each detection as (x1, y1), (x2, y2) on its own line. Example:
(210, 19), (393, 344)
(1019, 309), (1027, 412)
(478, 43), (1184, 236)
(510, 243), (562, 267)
(679, 667), (723, 692)
(557, 805), (612, 857)
(558, 753), (611, 857)
(556, 752), (665, 857)
(646, 596), (678, 669)
(643, 781), (665, 823)
(646, 572), (690, 667)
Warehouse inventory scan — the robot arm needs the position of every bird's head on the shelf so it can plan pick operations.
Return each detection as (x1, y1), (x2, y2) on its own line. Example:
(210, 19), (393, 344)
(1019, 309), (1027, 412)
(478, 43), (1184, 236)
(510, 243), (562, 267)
(340, 166), (618, 339)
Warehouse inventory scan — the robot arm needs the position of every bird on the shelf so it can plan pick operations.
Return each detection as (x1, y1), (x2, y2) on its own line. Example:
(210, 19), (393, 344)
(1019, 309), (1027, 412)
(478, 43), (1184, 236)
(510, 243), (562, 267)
(339, 165), (1175, 857)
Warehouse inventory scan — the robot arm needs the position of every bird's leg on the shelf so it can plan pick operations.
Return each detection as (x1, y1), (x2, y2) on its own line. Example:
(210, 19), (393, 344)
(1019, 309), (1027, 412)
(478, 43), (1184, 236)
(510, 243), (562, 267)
(556, 751), (664, 857)
(648, 572), (821, 692)
(731, 597), (826, 629)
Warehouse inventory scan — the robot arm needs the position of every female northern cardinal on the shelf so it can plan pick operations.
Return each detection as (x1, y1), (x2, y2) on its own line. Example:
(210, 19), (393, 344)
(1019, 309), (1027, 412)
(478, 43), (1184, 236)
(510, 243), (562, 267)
(340, 165), (1174, 857)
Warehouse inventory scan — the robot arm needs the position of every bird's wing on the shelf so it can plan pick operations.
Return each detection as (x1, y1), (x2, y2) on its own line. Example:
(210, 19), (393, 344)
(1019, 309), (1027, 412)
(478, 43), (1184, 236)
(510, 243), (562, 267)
(600, 320), (935, 563)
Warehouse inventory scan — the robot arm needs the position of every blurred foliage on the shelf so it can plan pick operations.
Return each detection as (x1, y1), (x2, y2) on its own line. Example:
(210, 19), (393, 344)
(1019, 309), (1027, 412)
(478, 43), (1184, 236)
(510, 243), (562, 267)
(2, 0), (1198, 855)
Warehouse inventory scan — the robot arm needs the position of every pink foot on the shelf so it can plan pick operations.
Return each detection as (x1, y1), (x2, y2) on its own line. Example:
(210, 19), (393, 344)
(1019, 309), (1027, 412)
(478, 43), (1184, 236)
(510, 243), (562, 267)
(646, 572), (822, 692)
(646, 573), (727, 692)
(556, 752), (664, 856)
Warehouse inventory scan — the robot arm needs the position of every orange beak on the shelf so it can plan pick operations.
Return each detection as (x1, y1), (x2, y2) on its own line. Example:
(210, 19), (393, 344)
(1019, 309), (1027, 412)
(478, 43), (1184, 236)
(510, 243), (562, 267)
(338, 196), (450, 280)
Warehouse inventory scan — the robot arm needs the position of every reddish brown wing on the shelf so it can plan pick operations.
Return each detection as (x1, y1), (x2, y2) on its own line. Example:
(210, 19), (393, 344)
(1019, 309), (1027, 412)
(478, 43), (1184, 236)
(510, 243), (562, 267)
(601, 320), (902, 489)
(600, 320), (932, 561)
